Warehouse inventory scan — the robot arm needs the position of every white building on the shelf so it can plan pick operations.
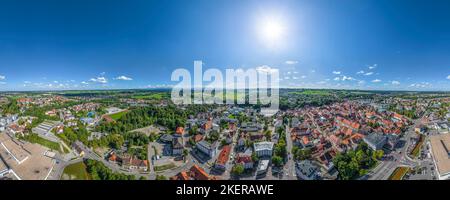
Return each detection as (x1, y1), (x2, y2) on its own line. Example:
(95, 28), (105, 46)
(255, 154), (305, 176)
(196, 140), (218, 158)
(429, 134), (450, 180)
(253, 142), (274, 157)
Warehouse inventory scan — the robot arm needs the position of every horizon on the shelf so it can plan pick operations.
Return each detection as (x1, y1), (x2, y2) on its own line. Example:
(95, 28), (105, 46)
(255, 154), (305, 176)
(0, 0), (450, 91)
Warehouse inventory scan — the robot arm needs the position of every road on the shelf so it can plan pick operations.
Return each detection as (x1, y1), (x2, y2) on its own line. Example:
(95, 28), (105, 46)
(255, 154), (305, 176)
(283, 124), (296, 180)
(367, 114), (425, 180)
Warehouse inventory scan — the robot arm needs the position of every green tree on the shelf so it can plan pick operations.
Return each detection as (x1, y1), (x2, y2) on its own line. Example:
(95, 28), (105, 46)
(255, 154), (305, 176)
(231, 164), (245, 175)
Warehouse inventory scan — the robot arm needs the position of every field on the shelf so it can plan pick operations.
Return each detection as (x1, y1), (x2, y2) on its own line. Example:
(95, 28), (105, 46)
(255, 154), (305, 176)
(23, 134), (62, 153)
(131, 92), (167, 100)
(388, 167), (410, 180)
(410, 134), (425, 158)
(154, 163), (176, 172)
(108, 110), (128, 120)
(61, 161), (90, 180)
(289, 90), (331, 95)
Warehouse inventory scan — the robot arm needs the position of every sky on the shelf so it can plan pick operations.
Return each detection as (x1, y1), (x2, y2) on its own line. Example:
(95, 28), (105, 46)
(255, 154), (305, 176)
(0, 0), (449, 91)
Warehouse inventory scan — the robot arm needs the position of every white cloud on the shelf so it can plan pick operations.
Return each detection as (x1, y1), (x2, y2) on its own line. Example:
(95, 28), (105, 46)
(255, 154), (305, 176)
(358, 80), (366, 85)
(292, 76), (298, 80)
(0, 75), (5, 80)
(115, 75), (133, 81)
(368, 64), (377, 69)
(409, 82), (432, 88)
(342, 76), (355, 81)
(447, 75), (450, 80)
(90, 77), (108, 84)
(364, 72), (373, 76)
(285, 60), (298, 65)
(81, 81), (89, 85)
(371, 79), (381, 83)
(356, 70), (365, 74)
(391, 80), (400, 85)
(332, 71), (341, 75)
(301, 75), (307, 79)
(256, 65), (278, 74)
(334, 75), (355, 81)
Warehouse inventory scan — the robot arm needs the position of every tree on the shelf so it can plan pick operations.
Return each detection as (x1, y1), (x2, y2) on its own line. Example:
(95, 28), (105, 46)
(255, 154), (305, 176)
(264, 130), (272, 141)
(231, 164), (245, 175)
(251, 152), (259, 162)
(272, 155), (283, 167)
(156, 175), (168, 180)
(295, 149), (311, 160)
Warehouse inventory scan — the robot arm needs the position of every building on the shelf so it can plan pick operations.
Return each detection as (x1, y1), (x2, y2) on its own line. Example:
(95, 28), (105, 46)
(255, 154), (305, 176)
(0, 133), (55, 180)
(214, 145), (231, 170)
(429, 134), (450, 180)
(295, 160), (320, 180)
(256, 159), (270, 175)
(172, 137), (184, 156)
(122, 155), (149, 172)
(196, 140), (218, 158)
(236, 153), (254, 169)
(253, 142), (274, 157)
(363, 133), (387, 151)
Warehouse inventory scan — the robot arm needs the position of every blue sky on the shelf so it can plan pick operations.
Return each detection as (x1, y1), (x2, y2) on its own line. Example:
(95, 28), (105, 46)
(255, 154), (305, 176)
(0, 0), (449, 91)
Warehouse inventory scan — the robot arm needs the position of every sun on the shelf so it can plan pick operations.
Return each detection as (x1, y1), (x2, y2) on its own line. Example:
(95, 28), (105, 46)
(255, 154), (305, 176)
(257, 16), (287, 47)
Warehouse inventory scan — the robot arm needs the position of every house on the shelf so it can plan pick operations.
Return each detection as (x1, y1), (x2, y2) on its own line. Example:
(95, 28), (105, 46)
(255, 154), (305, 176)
(295, 160), (320, 180)
(175, 127), (185, 137)
(214, 145), (231, 170)
(122, 155), (148, 172)
(196, 140), (218, 158)
(363, 133), (387, 151)
(172, 137), (184, 156)
(253, 142), (274, 157)
(236, 153), (254, 169)
(159, 134), (173, 143)
(190, 164), (213, 180)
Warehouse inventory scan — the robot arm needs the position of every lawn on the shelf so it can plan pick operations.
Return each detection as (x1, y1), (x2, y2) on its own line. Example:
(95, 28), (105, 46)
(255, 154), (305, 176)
(61, 161), (90, 180)
(23, 133), (62, 153)
(154, 163), (176, 172)
(108, 110), (128, 120)
(410, 134), (425, 158)
(388, 167), (410, 180)
(131, 92), (168, 100)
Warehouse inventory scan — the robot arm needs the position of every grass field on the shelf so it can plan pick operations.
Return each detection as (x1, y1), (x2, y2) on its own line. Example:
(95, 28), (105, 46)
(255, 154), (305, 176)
(131, 93), (167, 100)
(108, 110), (128, 120)
(154, 163), (176, 172)
(23, 133), (62, 153)
(388, 167), (410, 180)
(410, 134), (425, 158)
(61, 161), (90, 180)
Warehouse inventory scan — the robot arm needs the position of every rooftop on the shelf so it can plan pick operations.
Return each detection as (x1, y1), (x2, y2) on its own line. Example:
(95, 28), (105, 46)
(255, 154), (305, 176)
(430, 133), (450, 177)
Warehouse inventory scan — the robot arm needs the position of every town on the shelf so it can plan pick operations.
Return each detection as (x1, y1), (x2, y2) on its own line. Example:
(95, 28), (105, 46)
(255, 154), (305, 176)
(0, 89), (449, 180)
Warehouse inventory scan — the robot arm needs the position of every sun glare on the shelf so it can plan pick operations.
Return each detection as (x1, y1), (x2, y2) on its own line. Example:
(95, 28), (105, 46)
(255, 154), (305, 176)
(257, 16), (287, 48)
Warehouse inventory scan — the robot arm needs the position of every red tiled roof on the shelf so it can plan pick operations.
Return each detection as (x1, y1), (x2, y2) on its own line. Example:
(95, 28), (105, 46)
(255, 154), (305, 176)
(190, 165), (210, 180)
(216, 145), (231, 166)
(176, 127), (185, 135)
